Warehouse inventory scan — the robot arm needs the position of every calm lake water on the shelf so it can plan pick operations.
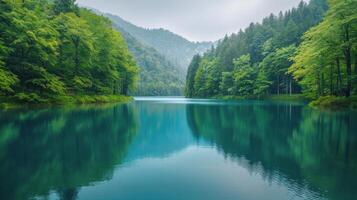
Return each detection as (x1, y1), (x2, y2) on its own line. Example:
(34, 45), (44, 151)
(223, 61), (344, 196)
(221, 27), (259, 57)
(0, 97), (356, 200)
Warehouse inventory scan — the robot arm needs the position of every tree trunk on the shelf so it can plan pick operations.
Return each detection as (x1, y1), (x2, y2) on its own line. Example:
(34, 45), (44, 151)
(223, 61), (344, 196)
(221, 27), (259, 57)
(317, 72), (321, 97)
(336, 57), (342, 95)
(345, 48), (352, 97)
(343, 24), (352, 97)
(355, 52), (357, 82)
(355, 52), (357, 75)
(72, 36), (80, 75)
(277, 75), (280, 95)
(321, 73), (325, 96)
(330, 64), (333, 95)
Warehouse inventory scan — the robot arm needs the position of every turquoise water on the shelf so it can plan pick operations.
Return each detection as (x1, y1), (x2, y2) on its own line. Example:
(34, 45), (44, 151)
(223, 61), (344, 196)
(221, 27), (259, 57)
(0, 97), (356, 200)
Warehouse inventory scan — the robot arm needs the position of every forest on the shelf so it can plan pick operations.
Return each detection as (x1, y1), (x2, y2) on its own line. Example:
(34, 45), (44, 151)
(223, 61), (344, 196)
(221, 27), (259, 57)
(186, 0), (357, 105)
(0, 0), (138, 104)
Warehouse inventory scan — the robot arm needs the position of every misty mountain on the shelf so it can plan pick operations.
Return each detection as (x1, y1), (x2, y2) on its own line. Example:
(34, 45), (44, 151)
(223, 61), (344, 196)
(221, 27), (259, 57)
(86, 8), (186, 95)
(106, 14), (213, 71)
(115, 26), (185, 96)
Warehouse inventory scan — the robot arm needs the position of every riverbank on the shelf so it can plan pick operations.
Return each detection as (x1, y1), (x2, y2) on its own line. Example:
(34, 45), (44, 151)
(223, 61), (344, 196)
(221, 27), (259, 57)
(310, 96), (357, 110)
(213, 94), (357, 110)
(215, 94), (307, 102)
(0, 95), (133, 109)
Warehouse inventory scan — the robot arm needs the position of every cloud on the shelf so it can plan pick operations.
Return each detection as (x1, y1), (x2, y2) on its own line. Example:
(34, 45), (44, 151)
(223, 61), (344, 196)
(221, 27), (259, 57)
(77, 0), (304, 42)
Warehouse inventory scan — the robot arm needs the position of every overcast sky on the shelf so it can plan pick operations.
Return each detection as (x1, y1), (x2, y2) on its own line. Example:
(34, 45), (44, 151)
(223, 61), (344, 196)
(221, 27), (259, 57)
(77, 0), (304, 42)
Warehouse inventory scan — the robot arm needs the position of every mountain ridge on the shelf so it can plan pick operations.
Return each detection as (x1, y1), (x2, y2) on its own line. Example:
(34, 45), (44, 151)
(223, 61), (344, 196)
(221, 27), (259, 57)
(114, 24), (185, 96)
(105, 13), (213, 71)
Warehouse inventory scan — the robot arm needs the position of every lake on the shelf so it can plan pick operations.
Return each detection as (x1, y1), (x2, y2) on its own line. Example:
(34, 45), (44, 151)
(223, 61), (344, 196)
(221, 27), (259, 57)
(0, 97), (356, 200)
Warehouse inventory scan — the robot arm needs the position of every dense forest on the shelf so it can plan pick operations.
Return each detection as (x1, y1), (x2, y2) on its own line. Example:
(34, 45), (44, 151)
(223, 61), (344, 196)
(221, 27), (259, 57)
(110, 16), (185, 96)
(186, 0), (357, 101)
(0, 0), (138, 103)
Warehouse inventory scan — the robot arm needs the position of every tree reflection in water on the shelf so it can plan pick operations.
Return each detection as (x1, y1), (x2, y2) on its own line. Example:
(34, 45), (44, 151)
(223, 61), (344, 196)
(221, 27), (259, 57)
(186, 102), (357, 200)
(0, 104), (138, 200)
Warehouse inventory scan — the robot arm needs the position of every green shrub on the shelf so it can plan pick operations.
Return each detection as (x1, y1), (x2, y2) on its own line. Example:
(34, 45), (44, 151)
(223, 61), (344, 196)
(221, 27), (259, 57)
(13, 93), (48, 104)
(310, 96), (357, 110)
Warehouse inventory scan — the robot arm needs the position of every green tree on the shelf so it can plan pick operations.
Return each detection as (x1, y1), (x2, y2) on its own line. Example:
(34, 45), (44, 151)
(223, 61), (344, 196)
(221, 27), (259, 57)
(290, 0), (357, 98)
(185, 54), (201, 97)
(219, 72), (234, 95)
(232, 54), (256, 96)
(260, 45), (297, 95)
(185, 0), (327, 98)
(0, 0), (138, 102)
(54, 0), (78, 14)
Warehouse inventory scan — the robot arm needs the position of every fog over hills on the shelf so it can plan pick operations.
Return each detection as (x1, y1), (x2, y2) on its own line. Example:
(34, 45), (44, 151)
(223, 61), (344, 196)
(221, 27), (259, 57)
(106, 13), (213, 71)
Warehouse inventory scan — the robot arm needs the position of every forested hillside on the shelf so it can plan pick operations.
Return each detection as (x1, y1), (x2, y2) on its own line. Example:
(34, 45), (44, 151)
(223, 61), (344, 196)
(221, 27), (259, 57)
(0, 0), (138, 104)
(116, 27), (185, 96)
(186, 0), (330, 98)
(106, 14), (213, 71)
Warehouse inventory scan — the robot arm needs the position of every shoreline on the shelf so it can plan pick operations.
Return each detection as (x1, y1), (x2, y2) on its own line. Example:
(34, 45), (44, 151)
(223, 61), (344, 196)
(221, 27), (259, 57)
(188, 94), (357, 111)
(0, 95), (133, 110)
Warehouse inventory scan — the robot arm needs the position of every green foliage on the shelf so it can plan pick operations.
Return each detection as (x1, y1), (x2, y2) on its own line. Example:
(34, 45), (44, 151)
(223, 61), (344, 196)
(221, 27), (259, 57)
(193, 59), (220, 97)
(186, 0), (328, 98)
(73, 95), (132, 104)
(232, 54), (256, 96)
(260, 45), (297, 94)
(219, 72), (234, 96)
(290, 0), (357, 98)
(185, 54), (201, 97)
(310, 95), (357, 110)
(254, 70), (272, 96)
(0, 0), (138, 103)
(14, 93), (47, 104)
(54, 0), (78, 14)
(0, 67), (18, 95)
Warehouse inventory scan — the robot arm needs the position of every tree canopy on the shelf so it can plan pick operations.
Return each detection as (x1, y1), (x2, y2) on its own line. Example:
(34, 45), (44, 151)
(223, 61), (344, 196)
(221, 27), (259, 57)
(185, 0), (329, 98)
(0, 0), (138, 103)
(289, 0), (357, 98)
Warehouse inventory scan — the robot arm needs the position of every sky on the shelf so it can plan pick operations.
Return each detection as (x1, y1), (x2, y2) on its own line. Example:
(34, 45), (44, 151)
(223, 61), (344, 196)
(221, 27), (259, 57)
(77, 0), (305, 42)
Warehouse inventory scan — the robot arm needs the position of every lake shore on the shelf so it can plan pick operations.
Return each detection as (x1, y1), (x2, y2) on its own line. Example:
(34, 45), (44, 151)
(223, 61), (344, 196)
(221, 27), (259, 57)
(212, 94), (307, 102)
(309, 96), (357, 110)
(0, 95), (133, 109)
(211, 94), (357, 110)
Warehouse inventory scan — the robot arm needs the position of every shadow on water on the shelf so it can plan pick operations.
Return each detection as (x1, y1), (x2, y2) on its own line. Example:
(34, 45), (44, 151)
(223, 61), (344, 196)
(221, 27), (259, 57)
(0, 104), (138, 200)
(186, 101), (357, 200)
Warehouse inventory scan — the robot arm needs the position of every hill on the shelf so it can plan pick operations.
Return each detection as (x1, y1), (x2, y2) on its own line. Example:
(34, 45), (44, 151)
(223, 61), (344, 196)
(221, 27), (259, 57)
(106, 14), (213, 71)
(115, 26), (185, 96)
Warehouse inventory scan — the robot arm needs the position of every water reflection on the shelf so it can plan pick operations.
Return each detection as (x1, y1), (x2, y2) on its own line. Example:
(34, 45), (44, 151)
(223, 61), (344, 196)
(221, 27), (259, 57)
(125, 100), (197, 161)
(0, 104), (137, 200)
(0, 98), (356, 200)
(186, 101), (357, 200)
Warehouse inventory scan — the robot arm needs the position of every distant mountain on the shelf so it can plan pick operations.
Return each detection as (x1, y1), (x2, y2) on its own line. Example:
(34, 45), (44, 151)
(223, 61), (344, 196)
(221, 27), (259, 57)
(87, 8), (186, 95)
(116, 26), (185, 96)
(106, 14), (213, 71)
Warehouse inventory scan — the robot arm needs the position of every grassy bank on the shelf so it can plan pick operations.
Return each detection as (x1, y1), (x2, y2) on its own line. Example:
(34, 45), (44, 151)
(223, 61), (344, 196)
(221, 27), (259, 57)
(264, 94), (308, 102)
(214, 94), (307, 102)
(310, 96), (357, 110)
(213, 94), (357, 110)
(0, 95), (133, 109)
